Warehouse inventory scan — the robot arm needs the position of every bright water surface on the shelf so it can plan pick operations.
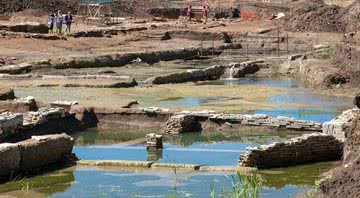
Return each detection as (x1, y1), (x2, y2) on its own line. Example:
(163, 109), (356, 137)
(3, 78), (349, 197)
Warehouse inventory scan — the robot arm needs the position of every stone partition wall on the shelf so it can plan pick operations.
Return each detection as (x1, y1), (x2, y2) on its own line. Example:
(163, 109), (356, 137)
(165, 111), (322, 133)
(239, 133), (343, 169)
(0, 133), (74, 178)
(0, 112), (23, 139)
(323, 109), (360, 141)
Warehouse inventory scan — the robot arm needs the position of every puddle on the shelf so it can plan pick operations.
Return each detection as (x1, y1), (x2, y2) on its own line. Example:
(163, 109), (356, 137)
(0, 162), (335, 198)
(72, 130), (300, 166)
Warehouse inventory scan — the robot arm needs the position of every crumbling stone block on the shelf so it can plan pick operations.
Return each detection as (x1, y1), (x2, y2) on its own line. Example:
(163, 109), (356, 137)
(239, 133), (343, 169)
(164, 114), (200, 134)
(146, 133), (163, 149)
(323, 109), (359, 141)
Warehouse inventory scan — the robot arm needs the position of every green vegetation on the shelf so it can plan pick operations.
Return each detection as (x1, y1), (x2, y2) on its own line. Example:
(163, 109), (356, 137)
(212, 171), (262, 198)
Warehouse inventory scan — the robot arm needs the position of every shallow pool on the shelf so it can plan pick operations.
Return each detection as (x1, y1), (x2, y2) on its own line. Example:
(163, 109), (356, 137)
(0, 161), (335, 198)
(73, 129), (301, 166)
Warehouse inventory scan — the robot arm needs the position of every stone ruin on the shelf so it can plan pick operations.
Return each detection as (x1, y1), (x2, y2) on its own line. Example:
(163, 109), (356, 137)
(239, 133), (343, 169)
(146, 133), (163, 150)
(0, 133), (74, 178)
(323, 108), (360, 141)
(164, 114), (201, 134)
(164, 111), (322, 134)
(0, 112), (23, 139)
(25, 107), (66, 125)
(50, 100), (79, 112)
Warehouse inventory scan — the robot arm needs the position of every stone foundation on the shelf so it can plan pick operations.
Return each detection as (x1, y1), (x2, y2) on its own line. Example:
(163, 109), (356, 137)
(0, 112), (23, 139)
(0, 133), (74, 178)
(0, 89), (15, 100)
(323, 109), (360, 141)
(164, 115), (201, 134)
(239, 133), (343, 169)
(0, 96), (38, 113)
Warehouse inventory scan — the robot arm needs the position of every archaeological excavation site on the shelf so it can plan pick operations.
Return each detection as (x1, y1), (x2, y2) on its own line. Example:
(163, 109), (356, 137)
(0, 0), (360, 197)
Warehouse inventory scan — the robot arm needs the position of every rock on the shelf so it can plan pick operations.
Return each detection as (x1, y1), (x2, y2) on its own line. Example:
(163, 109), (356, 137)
(223, 32), (232, 43)
(0, 88), (15, 100)
(146, 133), (163, 149)
(0, 63), (32, 74)
(164, 114), (201, 134)
(18, 133), (74, 170)
(69, 106), (98, 128)
(161, 32), (171, 41)
(239, 133), (343, 169)
(0, 143), (21, 177)
(354, 93), (360, 108)
(122, 100), (139, 108)
(323, 109), (359, 141)
(0, 96), (38, 113)
(50, 100), (79, 112)
(0, 112), (24, 139)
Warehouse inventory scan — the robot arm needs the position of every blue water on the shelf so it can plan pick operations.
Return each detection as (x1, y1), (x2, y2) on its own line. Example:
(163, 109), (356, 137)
(49, 168), (306, 198)
(74, 142), (256, 166)
(165, 78), (352, 123)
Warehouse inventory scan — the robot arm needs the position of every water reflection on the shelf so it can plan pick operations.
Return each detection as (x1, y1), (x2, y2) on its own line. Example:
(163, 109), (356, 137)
(72, 130), (300, 166)
(0, 162), (335, 198)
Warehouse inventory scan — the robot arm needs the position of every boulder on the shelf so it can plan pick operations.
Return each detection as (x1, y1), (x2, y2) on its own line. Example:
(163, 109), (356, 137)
(18, 133), (74, 170)
(0, 143), (21, 177)
(0, 88), (15, 100)
(164, 115), (201, 134)
(70, 105), (98, 128)
(354, 93), (360, 108)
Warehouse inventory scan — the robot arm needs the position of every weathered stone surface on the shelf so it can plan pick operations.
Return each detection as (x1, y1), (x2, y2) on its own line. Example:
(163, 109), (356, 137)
(0, 63), (32, 74)
(239, 133), (343, 169)
(25, 107), (65, 125)
(0, 143), (21, 177)
(50, 101), (79, 112)
(146, 133), (163, 149)
(0, 89), (15, 100)
(9, 24), (48, 34)
(0, 112), (23, 139)
(323, 109), (359, 141)
(354, 93), (360, 108)
(18, 133), (74, 171)
(145, 65), (226, 84)
(0, 96), (38, 113)
(225, 62), (260, 78)
(164, 114), (201, 134)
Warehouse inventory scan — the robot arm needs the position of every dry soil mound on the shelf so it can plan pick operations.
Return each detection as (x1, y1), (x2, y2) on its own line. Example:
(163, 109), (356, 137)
(0, 0), (79, 15)
(284, 0), (344, 32)
(340, 0), (360, 32)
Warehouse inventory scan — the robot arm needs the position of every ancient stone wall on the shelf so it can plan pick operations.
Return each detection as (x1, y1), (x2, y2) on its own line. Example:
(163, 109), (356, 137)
(323, 108), (359, 141)
(0, 133), (74, 178)
(0, 112), (23, 139)
(239, 133), (343, 169)
(146, 65), (226, 85)
(0, 96), (38, 113)
(164, 115), (201, 134)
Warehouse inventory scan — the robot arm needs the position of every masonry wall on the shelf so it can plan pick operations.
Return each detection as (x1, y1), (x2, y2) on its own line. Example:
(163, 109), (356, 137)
(239, 133), (343, 169)
(0, 133), (74, 179)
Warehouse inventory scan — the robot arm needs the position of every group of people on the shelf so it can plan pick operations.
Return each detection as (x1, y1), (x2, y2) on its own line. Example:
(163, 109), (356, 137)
(48, 11), (73, 34)
(186, 5), (209, 23)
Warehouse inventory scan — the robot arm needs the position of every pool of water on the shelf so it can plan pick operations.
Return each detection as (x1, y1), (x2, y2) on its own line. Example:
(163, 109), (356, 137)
(174, 78), (352, 123)
(72, 129), (300, 166)
(0, 161), (335, 198)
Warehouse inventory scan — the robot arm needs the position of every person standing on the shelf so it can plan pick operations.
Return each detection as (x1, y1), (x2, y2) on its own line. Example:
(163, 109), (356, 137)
(56, 10), (63, 34)
(187, 5), (193, 22)
(202, 5), (208, 24)
(48, 14), (55, 33)
(65, 12), (73, 34)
